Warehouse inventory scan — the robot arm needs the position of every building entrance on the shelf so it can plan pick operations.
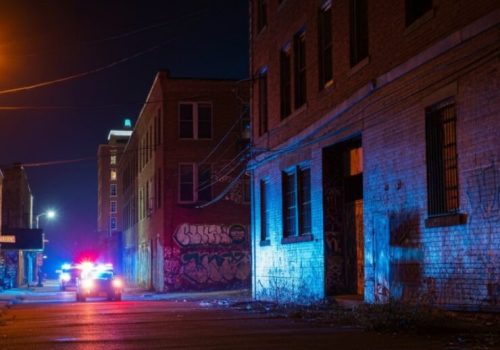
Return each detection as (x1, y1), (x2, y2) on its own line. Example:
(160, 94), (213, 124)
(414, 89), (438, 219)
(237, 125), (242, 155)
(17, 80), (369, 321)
(323, 137), (364, 296)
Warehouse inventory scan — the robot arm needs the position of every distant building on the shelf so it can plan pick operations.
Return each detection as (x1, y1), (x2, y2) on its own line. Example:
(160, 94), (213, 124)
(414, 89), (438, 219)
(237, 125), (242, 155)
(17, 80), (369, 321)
(249, 0), (500, 310)
(0, 163), (34, 287)
(0, 169), (3, 228)
(119, 71), (251, 292)
(97, 122), (133, 271)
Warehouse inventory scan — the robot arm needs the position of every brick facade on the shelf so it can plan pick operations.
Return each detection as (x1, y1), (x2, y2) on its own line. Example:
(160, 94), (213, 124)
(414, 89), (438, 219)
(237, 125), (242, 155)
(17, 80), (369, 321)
(250, 0), (500, 309)
(119, 72), (250, 292)
(97, 127), (131, 271)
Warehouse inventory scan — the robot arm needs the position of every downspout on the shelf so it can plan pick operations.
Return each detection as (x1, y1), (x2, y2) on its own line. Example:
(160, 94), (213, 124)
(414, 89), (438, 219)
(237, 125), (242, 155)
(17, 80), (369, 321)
(248, 0), (257, 299)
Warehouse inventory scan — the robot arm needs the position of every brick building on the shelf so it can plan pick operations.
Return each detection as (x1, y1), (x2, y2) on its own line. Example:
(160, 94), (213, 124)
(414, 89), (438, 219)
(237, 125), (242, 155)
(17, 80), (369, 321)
(249, 0), (500, 310)
(97, 122), (132, 271)
(119, 71), (250, 292)
(0, 163), (34, 287)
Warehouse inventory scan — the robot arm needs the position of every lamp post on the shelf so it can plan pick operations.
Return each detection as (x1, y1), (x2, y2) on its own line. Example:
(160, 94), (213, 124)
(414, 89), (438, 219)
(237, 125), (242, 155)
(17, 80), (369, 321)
(33, 210), (56, 287)
(35, 210), (56, 229)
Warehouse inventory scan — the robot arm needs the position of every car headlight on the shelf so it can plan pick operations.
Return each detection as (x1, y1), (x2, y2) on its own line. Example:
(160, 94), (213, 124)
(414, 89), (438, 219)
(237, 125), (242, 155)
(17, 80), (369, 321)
(60, 273), (71, 282)
(82, 279), (94, 290)
(112, 278), (123, 289)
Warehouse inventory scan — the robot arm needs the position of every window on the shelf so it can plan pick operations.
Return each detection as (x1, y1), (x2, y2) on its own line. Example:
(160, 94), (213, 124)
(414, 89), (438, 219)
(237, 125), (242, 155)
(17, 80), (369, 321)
(179, 163), (212, 203)
(110, 217), (117, 230)
(280, 45), (292, 119)
(258, 68), (268, 135)
(155, 167), (162, 209)
(110, 155), (117, 165)
(294, 29), (307, 109)
(318, 1), (333, 89)
(349, 0), (369, 67)
(241, 107), (251, 140)
(154, 109), (162, 150)
(243, 174), (251, 203)
(197, 164), (212, 202)
(179, 102), (212, 139)
(299, 168), (312, 234)
(280, 28), (307, 119)
(110, 200), (117, 214)
(426, 99), (459, 216)
(179, 164), (194, 202)
(405, 0), (432, 26)
(110, 170), (117, 181)
(110, 183), (117, 197)
(257, 0), (267, 32)
(260, 180), (269, 242)
(282, 166), (311, 238)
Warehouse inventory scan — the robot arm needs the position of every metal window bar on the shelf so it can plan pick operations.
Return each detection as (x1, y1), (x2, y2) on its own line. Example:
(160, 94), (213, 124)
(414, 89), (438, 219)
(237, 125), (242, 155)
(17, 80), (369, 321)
(425, 100), (458, 216)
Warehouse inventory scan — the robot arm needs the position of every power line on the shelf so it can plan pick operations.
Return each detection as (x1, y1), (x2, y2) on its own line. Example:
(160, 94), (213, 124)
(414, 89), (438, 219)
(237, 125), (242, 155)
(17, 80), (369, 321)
(196, 167), (247, 209)
(0, 37), (178, 96)
(251, 44), (500, 168)
(2, 8), (208, 58)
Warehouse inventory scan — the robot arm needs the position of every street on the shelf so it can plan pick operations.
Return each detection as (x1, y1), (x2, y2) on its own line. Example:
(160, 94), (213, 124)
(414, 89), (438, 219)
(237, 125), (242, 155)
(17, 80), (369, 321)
(0, 283), (458, 350)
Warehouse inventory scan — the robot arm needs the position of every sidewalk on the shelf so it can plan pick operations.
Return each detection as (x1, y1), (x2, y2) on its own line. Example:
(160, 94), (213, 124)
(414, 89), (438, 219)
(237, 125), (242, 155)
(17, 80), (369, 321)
(0, 279), (252, 306)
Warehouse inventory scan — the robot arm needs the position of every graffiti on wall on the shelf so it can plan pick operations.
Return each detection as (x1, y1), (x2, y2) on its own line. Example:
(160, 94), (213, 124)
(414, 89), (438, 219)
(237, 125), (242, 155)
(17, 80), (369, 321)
(173, 223), (246, 247)
(324, 185), (346, 295)
(465, 159), (500, 306)
(0, 251), (18, 289)
(181, 251), (250, 285)
(387, 209), (422, 302)
(389, 210), (421, 248)
(165, 223), (250, 291)
(466, 159), (500, 223)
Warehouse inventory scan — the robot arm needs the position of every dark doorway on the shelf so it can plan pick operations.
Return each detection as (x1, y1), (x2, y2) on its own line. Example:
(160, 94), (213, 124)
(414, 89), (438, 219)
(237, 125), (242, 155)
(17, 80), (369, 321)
(323, 137), (364, 296)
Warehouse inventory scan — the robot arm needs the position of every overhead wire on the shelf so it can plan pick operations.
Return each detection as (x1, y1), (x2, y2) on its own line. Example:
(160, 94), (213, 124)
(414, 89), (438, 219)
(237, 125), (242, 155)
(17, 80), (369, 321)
(251, 43), (500, 168)
(1, 7), (208, 57)
(0, 38), (177, 96)
(0, 7), (212, 96)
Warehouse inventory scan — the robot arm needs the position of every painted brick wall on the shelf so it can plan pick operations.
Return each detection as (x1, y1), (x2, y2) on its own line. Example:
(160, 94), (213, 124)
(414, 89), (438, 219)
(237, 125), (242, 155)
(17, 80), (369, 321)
(250, 0), (500, 308)
(252, 148), (325, 302)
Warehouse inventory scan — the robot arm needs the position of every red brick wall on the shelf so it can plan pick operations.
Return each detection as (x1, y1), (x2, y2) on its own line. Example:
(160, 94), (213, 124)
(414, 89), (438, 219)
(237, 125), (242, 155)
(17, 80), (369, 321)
(250, 0), (500, 308)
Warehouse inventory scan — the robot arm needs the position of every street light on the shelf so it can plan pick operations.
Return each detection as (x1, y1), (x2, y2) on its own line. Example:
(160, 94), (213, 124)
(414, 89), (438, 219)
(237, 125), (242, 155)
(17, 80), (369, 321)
(36, 210), (56, 229)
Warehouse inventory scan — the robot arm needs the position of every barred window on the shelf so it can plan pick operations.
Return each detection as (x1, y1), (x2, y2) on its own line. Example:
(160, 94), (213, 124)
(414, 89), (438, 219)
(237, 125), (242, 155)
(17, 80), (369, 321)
(425, 99), (459, 216)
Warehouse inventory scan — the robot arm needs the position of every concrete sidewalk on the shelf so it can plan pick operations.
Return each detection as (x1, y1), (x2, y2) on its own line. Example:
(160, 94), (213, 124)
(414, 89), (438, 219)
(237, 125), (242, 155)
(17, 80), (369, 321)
(0, 279), (252, 306)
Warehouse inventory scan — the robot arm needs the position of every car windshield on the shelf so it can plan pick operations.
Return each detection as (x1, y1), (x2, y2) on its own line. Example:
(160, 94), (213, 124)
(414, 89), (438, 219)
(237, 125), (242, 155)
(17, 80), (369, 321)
(93, 271), (113, 279)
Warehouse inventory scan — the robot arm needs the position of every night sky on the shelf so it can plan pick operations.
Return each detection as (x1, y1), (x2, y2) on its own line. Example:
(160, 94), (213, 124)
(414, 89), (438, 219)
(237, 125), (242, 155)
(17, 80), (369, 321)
(0, 0), (249, 276)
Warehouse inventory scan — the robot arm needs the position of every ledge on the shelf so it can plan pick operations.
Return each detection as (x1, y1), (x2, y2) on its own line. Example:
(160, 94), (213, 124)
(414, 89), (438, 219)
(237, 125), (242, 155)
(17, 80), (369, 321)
(348, 56), (370, 77)
(425, 213), (467, 228)
(281, 233), (314, 244)
(259, 239), (271, 247)
(404, 8), (435, 36)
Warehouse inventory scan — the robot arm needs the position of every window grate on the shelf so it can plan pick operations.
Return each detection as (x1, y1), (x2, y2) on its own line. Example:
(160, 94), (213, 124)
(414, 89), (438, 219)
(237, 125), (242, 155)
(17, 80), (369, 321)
(426, 100), (459, 216)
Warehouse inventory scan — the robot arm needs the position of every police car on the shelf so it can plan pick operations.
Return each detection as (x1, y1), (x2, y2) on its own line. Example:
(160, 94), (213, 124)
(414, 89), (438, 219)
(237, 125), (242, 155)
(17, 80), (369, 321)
(75, 263), (124, 302)
(57, 263), (81, 291)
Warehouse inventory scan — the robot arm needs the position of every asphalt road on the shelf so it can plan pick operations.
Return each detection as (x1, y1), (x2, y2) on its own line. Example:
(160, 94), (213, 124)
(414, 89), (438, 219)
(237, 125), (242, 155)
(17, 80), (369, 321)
(0, 288), (455, 350)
